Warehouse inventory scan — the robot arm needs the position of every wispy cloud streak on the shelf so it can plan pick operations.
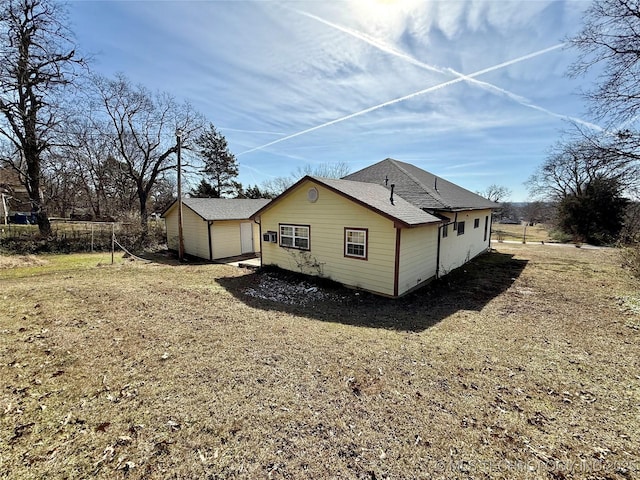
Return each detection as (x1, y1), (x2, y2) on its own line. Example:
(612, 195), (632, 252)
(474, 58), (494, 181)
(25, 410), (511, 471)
(448, 70), (603, 132)
(220, 127), (286, 136)
(239, 43), (565, 156)
(293, 9), (445, 76)
(296, 9), (602, 132)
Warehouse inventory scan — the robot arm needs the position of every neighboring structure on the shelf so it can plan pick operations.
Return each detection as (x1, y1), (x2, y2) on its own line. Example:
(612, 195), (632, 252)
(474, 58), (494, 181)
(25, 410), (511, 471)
(0, 167), (32, 224)
(162, 198), (270, 261)
(252, 158), (497, 297)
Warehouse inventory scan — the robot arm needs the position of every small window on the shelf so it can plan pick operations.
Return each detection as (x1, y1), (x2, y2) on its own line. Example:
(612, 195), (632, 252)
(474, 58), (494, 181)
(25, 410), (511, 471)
(474, 218), (480, 229)
(279, 224), (310, 250)
(345, 228), (367, 260)
(442, 224), (448, 238)
(457, 221), (465, 236)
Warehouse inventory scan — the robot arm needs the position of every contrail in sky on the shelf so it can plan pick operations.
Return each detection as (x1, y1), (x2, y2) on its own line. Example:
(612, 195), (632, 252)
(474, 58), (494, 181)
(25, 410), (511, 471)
(295, 9), (602, 132)
(239, 43), (565, 156)
(293, 9), (445, 76)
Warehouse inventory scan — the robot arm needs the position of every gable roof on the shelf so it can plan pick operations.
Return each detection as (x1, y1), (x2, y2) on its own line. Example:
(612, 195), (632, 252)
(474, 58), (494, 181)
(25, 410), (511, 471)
(162, 198), (271, 221)
(343, 158), (498, 211)
(252, 176), (441, 227)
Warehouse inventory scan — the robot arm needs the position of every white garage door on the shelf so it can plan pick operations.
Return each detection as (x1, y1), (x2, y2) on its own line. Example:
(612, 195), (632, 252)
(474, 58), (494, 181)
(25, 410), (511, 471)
(240, 222), (253, 254)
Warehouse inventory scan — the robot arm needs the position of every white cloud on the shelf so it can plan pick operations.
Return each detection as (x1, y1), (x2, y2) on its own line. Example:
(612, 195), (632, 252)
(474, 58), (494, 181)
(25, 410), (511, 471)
(68, 0), (596, 201)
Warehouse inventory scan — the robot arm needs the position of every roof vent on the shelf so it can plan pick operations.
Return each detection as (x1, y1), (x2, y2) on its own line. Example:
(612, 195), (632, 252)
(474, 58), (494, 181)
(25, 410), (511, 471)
(390, 184), (395, 205)
(434, 176), (438, 191)
(385, 175), (389, 186)
(307, 187), (319, 203)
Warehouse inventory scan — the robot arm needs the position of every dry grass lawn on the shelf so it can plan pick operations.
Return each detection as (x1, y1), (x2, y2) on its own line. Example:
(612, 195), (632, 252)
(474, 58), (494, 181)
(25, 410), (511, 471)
(492, 224), (552, 243)
(1, 245), (638, 479)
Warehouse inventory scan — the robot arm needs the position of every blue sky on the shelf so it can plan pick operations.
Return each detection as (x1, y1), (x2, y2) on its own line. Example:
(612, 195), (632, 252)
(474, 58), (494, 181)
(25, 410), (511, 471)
(68, 0), (598, 201)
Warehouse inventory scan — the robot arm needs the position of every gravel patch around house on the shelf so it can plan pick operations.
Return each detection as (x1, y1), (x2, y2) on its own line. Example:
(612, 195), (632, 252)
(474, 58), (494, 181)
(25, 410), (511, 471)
(243, 271), (347, 305)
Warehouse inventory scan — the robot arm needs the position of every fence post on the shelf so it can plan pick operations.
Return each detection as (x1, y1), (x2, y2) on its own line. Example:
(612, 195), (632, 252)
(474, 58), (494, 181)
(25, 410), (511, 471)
(111, 223), (115, 265)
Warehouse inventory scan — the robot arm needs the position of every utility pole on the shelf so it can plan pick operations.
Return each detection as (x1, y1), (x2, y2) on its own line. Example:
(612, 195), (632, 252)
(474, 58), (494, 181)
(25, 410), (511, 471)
(176, 129), (185, 261)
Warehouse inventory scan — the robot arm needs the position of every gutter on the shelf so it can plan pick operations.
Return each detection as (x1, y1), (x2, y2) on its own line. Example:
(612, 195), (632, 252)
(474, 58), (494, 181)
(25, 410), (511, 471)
(254, 215), (263, 265)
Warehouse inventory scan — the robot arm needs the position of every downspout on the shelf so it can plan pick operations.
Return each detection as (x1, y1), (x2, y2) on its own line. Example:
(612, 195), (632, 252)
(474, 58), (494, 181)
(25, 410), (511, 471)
(393, 226), (401, 297)
(436, 224), (442, 279)
(255, 216), (262, 265)
(208, 221), (214, 261)
(436, 219), (456, 279)
(488, 212), (493, 250)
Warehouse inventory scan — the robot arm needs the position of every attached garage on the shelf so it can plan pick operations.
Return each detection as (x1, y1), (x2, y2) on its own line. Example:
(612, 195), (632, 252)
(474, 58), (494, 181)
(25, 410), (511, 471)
(162, 198), (270, 261)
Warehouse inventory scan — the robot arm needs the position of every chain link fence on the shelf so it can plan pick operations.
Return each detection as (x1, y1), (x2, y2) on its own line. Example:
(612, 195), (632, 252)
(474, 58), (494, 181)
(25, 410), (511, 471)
(0, 218), (166, 254)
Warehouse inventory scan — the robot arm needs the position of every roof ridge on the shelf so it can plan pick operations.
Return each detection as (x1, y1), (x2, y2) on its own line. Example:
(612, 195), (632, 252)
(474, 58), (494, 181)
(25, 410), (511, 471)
(388, 159), (449, 210)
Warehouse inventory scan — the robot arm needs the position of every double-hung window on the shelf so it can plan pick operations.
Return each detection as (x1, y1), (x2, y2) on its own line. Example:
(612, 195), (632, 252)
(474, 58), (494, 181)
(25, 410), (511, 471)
(457, 221), (466, 236)
(345, 228), (367, 259)
(279, 224), (310, 250)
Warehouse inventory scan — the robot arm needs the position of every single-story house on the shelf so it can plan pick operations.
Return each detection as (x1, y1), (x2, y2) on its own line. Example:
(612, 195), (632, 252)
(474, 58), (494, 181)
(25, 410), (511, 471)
(162, 198), (270, 261)
(251, 158), (497, 297)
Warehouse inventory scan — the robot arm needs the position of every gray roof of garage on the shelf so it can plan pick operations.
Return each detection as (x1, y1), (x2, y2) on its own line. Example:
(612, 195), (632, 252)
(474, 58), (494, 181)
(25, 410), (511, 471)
(163, 198), (271, 221)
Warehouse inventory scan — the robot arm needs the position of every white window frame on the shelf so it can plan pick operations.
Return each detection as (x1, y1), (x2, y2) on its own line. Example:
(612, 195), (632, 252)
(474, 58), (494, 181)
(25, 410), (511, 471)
(279, 224), (310, 250)
(344, 228), (368, 260)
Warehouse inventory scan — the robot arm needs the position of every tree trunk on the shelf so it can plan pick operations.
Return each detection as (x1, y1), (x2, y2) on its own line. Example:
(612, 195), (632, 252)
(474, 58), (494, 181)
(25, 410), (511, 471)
(25, 145), (51, 237)
(138, 188), (149, 242)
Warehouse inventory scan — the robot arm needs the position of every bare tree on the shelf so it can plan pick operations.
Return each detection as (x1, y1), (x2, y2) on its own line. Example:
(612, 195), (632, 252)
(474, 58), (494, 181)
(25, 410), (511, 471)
(0, 0), (84, 236)
(569, 0), (640, 127)
(527, 138), (639, 201)
(261, 162), (352, 196)
(92, 74), (205, 238)
(261, 175), (296, 197)
(49, 118), (119, 219)
(567, 0), (640, 181)
(293, 161), (351, 179)
(476, 184), (512, 203)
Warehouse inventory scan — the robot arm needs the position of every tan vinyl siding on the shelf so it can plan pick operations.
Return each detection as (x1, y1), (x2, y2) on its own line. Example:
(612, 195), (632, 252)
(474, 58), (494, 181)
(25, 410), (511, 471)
(260, 180), (397, 296)
(165, 203), (262, 261)
(166, 207), (178, 251)
(253, 222), (261, 253)
(438, 208), (492, 275)
(397, 224), (439, 295)
(164, 206), (210, 260)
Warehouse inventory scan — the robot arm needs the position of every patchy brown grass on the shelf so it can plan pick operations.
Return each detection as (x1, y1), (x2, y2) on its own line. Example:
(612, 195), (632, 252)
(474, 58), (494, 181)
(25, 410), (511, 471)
(0, 254), (47, 269)
(1, 245), (638, 479)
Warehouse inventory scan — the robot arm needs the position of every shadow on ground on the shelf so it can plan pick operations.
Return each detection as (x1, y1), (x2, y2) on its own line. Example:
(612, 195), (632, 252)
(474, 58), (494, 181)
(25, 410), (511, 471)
(137, 250), (215, 266)
(217, 250), (528, 332)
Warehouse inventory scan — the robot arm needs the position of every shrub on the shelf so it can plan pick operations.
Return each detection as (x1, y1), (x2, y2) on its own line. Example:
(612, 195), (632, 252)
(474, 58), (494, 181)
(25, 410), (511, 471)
(621, 243), (640, 278)
(0, 219), (166, 255)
